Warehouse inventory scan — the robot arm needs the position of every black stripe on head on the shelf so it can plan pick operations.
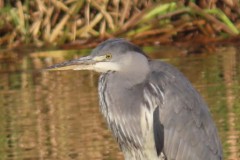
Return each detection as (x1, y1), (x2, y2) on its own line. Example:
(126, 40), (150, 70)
(91, 38), (149, 59)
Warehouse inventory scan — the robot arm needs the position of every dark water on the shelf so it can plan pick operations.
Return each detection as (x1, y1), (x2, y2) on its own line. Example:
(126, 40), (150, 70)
(0, 45), (240, 160)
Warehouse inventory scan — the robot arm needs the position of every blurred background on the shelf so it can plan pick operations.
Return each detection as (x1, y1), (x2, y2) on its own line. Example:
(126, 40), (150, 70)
(0, 0), (240, 160)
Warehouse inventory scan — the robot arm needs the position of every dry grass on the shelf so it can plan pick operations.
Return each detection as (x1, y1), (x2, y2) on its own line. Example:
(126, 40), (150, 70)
(0, 0), (239, 48)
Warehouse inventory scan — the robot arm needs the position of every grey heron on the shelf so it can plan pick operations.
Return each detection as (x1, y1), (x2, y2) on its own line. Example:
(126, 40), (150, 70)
(47, 39), (223, 160)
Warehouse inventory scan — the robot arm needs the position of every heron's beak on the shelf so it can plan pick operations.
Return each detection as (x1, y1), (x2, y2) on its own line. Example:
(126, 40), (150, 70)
(46, 56), (96, 71)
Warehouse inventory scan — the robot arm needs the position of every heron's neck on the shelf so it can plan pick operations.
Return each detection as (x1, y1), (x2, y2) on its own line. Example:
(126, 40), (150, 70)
(115, 54), (150, 86)
(119, 72), (148, 88)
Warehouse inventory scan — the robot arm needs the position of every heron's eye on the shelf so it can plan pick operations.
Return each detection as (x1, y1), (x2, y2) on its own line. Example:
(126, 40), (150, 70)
(105, 53), (112, 60)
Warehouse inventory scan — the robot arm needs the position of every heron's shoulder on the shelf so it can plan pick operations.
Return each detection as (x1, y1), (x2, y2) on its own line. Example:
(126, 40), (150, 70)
(148, 60), (186, 82)
(149, 60), (178, 73)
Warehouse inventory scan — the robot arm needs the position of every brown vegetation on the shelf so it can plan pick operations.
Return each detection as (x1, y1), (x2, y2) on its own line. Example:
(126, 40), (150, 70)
(0, 0), (240, 48)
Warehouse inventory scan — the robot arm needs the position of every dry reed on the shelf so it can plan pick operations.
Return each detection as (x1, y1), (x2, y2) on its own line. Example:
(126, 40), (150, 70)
(0, 0), (239, 48)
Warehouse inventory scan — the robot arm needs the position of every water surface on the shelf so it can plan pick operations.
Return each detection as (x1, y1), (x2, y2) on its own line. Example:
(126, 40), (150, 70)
(0, 45), (240, 159)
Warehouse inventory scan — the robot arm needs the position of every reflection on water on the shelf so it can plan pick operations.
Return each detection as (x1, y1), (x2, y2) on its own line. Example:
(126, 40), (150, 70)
(0, 46), (240, 160)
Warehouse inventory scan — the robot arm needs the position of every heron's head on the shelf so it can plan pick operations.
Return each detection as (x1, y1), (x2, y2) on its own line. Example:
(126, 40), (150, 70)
(47, 39), (150, 76)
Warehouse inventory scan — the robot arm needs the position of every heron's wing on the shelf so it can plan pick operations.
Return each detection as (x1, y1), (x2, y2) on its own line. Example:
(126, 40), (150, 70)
(144, 60), (222, 160)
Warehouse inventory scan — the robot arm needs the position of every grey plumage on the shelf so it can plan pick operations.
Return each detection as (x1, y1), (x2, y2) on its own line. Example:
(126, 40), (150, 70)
(47, 38), (223, 160)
